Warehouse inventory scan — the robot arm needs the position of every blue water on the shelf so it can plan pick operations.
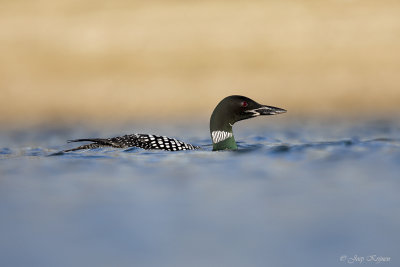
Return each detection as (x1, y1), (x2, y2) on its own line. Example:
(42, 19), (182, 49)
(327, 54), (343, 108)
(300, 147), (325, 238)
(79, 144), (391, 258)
(1, 119), (399, 267)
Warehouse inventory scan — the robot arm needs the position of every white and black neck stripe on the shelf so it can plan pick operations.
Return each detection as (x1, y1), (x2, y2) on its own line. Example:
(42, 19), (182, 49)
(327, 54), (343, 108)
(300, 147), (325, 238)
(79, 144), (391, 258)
(211, 131), (233, 144)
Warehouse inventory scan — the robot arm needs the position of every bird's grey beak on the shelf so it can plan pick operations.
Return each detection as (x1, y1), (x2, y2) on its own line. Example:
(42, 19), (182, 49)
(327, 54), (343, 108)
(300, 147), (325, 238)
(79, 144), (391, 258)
(245, 105), (287, 117)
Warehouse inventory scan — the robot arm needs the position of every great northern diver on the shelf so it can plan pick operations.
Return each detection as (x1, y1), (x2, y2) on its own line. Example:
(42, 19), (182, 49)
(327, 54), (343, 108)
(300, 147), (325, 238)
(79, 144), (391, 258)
(64, 95), (286, 152)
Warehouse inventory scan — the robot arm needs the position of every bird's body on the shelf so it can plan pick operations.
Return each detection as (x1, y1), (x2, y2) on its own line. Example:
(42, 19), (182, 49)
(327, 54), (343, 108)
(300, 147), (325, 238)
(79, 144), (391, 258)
(65, 134), (199, 152)
(64, 95), (286, 152)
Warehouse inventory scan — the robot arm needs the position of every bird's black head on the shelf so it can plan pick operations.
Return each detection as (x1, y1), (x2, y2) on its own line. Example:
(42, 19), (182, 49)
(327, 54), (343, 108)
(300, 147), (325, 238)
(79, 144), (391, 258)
(210, 95), (286, 132)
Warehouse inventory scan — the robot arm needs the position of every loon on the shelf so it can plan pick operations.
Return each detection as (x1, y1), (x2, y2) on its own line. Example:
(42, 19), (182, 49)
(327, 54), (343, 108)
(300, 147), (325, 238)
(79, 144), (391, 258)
(64, 95), (286, 152)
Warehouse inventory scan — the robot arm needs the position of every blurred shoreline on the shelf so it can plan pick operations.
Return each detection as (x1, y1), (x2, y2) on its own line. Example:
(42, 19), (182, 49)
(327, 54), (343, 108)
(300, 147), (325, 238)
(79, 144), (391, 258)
(1, 0), (399, 126)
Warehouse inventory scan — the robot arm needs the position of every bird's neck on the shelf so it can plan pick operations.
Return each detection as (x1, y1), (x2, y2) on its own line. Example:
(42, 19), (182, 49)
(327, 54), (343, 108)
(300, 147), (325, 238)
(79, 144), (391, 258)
(211, 134), (237, 151)
(210, 112), (237, 151)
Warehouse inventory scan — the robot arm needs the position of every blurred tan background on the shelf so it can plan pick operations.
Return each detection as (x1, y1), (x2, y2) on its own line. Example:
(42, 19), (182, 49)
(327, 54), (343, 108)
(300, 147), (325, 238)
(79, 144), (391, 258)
(1, 0), (399, 125)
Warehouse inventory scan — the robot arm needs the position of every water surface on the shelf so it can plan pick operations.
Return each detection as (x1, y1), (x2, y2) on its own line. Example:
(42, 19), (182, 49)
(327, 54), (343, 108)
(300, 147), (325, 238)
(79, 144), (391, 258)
(1, 119), (399, 267)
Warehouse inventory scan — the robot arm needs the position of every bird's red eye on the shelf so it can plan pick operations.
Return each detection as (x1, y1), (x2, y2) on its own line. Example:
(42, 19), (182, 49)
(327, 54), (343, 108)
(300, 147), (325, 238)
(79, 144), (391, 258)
(241, 101), (248, 107)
